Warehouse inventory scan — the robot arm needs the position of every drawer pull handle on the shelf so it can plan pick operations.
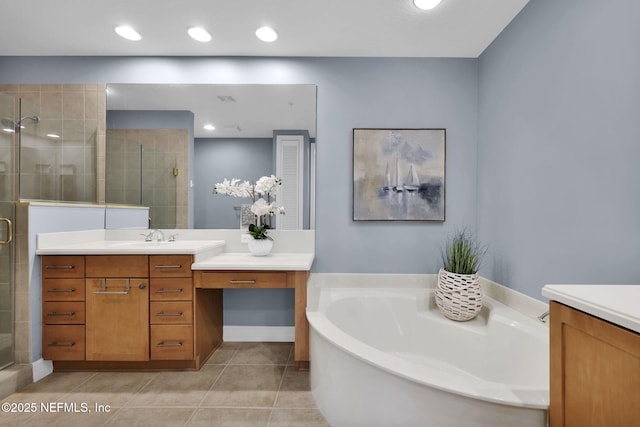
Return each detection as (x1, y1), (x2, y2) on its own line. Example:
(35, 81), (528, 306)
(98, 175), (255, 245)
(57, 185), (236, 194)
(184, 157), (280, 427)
(47, 289), (76, 293)
(46, 265), (75, 270)
(48, 342), (75, 347)
(47, 311), (75, 317)
(156, 288), (183, 293)
(156, 342), (183, 347)
(155, 265), (182, 269)
(156, 311), (183, 317)
(229, 280), (256, 284)
(94, 279), (130, 295)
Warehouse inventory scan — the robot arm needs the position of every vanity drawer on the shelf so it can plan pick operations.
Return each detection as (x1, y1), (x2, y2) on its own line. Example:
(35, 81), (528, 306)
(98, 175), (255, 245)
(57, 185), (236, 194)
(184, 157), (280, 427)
(150, 301), (193, 325)
(150, 325), (194, 360)
(150, 255), (193, 278)
(42, 279), (85, 301)
(199, 271), (288, 288)
(42, 256), (85, 279)
(43, 302), (85, 324)
(150, 278), (193, 301)
(42, 325), (85, 360)
(86, 255), (148, 278)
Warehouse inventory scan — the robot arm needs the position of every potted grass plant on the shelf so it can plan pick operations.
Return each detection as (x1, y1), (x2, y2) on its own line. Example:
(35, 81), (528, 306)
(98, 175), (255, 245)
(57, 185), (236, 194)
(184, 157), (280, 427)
(435, 229), (487, 321)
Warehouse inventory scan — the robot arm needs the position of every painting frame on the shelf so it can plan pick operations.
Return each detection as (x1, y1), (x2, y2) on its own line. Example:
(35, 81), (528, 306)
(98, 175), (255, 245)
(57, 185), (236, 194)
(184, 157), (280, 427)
(353, 128), (446, 222)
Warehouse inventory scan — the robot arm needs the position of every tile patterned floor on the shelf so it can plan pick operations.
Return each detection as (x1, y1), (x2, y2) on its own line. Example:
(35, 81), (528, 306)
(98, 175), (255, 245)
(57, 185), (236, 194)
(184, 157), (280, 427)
(0, 342), (330, 426)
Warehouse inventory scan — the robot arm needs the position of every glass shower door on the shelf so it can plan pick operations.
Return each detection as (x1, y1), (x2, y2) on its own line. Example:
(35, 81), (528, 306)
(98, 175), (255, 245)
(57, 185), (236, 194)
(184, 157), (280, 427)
(0, 92), (16, 369)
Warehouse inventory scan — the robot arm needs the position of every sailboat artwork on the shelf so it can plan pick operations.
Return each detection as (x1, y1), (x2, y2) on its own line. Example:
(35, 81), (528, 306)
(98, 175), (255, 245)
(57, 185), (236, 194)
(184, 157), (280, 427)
(383, 162), (391, 191)
(393, 157), (404, 192)
(403, 163), (420, 192)
(353, 128), (446, 222)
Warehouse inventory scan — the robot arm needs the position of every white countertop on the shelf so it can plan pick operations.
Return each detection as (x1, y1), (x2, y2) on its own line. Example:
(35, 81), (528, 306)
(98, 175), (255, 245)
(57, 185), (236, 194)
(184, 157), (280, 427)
(36, 229), (315, 271)
(192, 252), (314, 271)
(542, 284), (640, 333)
(36, 239), (226, 256)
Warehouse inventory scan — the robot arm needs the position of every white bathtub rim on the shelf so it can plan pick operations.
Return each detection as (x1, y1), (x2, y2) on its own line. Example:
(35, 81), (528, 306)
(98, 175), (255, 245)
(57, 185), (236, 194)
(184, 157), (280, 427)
(307, 290), (549, 410)
(307, 273), (549, 323)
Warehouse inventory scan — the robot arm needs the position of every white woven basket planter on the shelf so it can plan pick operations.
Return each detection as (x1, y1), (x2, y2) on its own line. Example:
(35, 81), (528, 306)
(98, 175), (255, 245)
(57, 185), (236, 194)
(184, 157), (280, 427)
(435, 268), (483, 321)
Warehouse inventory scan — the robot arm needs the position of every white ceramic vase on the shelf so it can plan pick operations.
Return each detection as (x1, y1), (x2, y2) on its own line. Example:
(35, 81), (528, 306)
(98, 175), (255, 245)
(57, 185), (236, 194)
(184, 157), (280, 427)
(435, 268), (483, 321)
(247, 238), (273, 256)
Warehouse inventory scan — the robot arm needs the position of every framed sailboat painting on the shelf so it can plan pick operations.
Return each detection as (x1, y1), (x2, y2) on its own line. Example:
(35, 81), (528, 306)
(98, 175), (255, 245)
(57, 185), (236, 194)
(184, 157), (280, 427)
(353, 128), (445, 222)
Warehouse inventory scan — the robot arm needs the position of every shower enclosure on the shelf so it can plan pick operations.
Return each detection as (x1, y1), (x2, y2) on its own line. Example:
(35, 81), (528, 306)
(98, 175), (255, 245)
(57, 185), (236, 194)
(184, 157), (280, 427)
(0, 84), (101, 371)
(19, 98), (97, 202)
(0, 92), (16, 369)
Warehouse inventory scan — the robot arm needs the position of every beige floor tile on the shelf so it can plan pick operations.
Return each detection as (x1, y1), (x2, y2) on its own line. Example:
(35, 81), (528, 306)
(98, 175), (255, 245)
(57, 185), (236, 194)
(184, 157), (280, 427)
(268, 408), (330, 427)
(200, 365), (285, 408)
(274, 367), (316, 409)
(206, 345), (237, 365)
(104, 407), (195, 426)
(0, 372), (97, 409)
(62, 371), (158, 408)
(0, 343), (329, 426)
(128, 364), (225, 407)
(187, 407), (271, 426)
(19, 407), (115, 427)
(13, 371), (96, 395)
(230, 342), (292, 365)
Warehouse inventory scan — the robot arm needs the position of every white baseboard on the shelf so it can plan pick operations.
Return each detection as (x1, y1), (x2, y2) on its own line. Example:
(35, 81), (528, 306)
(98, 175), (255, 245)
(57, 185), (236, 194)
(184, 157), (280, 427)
(223, 326), (295, 342)
(32, 358), (53, 382)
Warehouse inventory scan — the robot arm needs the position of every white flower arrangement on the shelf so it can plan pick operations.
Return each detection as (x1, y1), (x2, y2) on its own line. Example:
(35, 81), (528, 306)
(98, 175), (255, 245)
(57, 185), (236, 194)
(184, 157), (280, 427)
(214, 175), (285, 240)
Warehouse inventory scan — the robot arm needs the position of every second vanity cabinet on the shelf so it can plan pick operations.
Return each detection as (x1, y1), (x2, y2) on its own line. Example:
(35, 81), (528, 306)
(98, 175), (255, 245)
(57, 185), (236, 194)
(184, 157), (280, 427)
(549, 301), (640, 426)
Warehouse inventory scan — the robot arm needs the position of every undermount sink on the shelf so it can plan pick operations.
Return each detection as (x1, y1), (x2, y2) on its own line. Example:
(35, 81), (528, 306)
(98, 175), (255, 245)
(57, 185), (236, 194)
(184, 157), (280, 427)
(109, 240), (224, 250)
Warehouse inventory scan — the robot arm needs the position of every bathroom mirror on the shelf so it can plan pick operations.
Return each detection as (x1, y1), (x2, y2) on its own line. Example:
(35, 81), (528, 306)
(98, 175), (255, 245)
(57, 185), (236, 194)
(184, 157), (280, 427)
(105, 83), (316, 230)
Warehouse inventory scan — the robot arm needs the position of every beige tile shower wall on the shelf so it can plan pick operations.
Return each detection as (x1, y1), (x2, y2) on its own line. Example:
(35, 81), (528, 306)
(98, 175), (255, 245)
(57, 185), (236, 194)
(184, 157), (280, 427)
(13, 203), (30, 364)
(0, 84), (106, 204)
(107, 128), (188, 229)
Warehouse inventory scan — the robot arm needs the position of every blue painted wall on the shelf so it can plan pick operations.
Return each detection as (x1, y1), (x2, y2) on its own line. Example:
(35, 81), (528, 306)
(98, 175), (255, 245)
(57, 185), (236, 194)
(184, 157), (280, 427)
(0, 57), (479, 276)
(194, 137), (274, 229)
(477, 0), (640, 298)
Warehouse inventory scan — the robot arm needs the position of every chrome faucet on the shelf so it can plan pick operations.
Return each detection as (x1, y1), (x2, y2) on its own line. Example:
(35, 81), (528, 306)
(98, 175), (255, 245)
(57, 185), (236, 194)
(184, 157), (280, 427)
(537, 311), (550, 323)
(141, 229), (165, 242)
(151, 229), (165, 242)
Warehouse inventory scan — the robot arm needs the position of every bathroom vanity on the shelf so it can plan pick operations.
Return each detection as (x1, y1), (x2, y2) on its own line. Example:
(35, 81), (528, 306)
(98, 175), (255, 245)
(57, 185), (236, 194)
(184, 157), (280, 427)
(37, 230), (314, 372)
(542, 285), (640, 427)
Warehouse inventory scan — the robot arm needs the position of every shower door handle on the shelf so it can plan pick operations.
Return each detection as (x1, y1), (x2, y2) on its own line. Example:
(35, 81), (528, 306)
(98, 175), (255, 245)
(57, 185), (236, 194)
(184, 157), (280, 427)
(0, 218), (12, 245)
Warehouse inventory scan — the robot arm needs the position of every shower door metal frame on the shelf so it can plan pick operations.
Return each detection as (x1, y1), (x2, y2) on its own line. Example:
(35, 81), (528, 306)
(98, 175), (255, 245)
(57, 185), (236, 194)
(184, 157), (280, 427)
(0, 91), (17, 369)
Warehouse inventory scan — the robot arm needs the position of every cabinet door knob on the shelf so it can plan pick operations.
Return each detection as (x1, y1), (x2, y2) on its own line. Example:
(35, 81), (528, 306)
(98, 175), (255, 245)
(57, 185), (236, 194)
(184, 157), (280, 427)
(139, 283), (147, 289)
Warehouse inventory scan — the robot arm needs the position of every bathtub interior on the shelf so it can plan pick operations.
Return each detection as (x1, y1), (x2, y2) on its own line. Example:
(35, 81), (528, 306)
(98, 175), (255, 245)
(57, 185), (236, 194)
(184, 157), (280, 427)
(320, 289), (548, 387)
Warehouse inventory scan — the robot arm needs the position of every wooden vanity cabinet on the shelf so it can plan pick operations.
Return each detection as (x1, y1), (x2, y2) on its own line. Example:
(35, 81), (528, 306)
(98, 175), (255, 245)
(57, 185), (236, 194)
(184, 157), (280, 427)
(149, 255), (194, 360)
(549, 301), (640, 427)
(85, 255), (149, 361)
(42, 254), (217, 370)
(42, 256), (85, 361)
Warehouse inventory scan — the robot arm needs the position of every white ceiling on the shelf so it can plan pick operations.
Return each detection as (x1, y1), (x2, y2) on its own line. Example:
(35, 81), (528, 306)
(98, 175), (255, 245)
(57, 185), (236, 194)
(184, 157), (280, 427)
(0, 0), (528, 58)
(2, 0), (529, 138)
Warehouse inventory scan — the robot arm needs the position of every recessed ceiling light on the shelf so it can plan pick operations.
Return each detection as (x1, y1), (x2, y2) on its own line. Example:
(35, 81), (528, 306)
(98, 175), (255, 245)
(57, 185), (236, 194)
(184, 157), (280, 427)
(115, 25), (142, 41)
(188, 27), (212, 42)
(46, 133), (60, 139)
(413, 0), (443, 10)
(203, 124), (215, 131)
(255, 26), (278, 43)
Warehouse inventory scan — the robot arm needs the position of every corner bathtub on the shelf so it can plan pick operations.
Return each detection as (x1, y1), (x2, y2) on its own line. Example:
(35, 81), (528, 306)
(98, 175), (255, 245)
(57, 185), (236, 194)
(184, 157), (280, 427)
(307, 277), (549, 427)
